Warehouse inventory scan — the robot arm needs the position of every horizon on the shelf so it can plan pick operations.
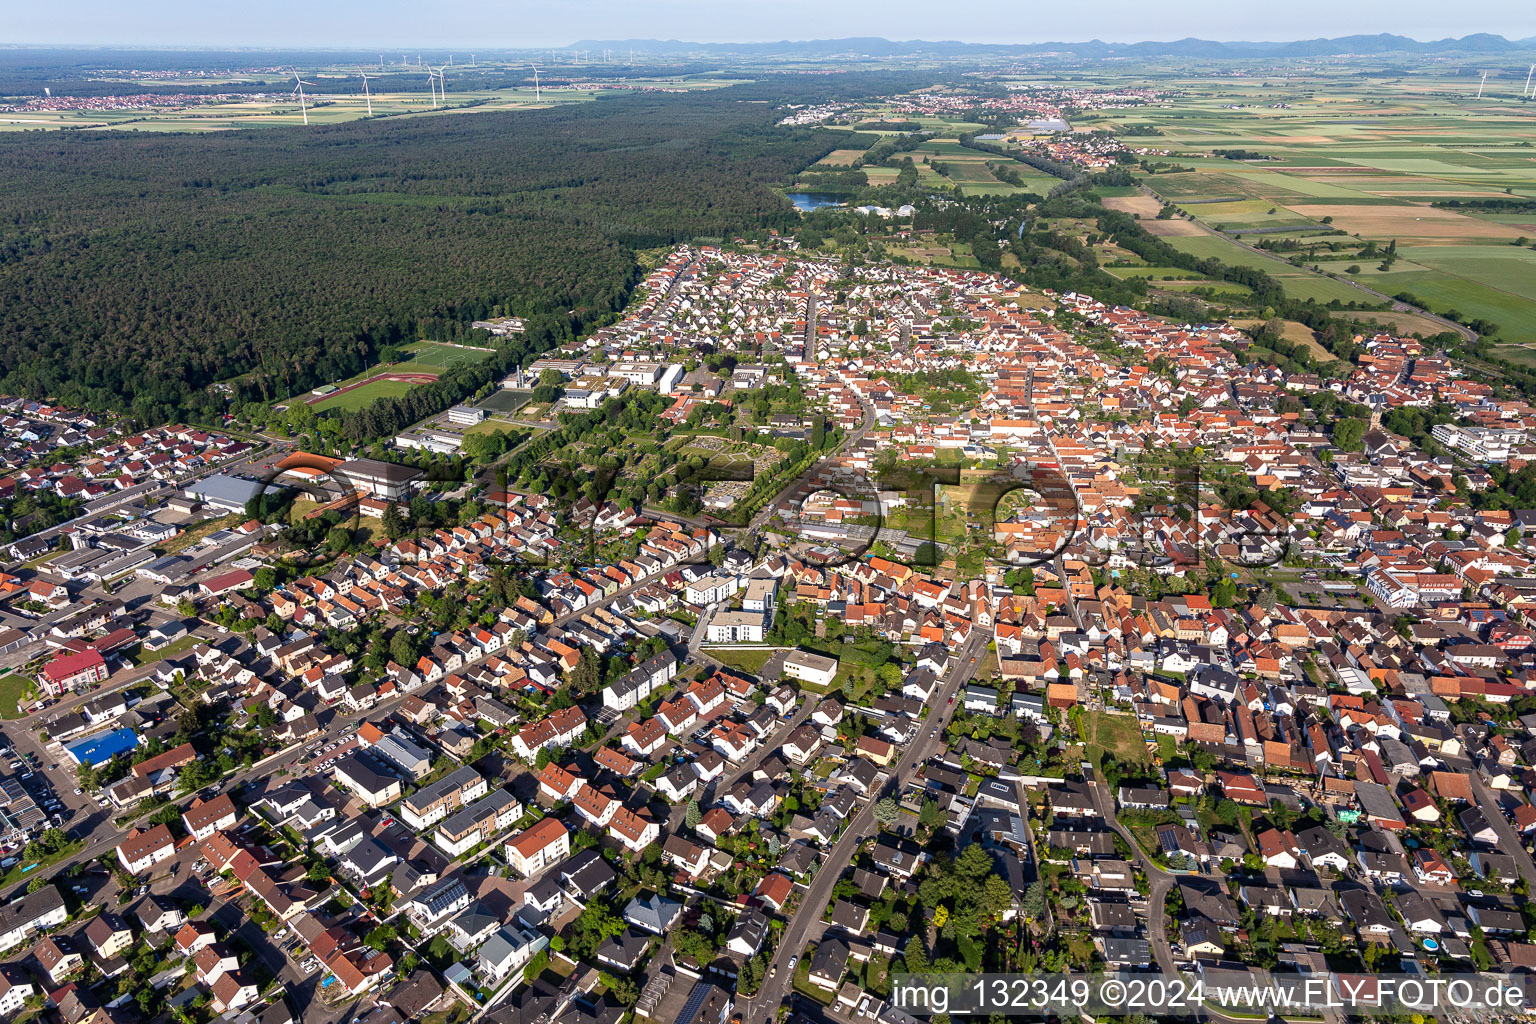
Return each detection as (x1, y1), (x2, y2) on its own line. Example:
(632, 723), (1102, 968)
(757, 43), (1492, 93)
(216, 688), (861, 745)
(4, 0), (1532, 51)
(3, 30), (1536, 53)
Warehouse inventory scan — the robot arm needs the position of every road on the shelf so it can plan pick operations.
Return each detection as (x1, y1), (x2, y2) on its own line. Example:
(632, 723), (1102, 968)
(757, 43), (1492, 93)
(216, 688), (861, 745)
(1088, 770), (1293, 1024)
(1087, 770), (1178, 973)
(1471, 775), (1536, 889)
(740, 631), (987, 1024)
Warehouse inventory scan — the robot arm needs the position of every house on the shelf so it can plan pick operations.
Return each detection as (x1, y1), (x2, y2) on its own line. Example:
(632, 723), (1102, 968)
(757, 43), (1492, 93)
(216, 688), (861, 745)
(332, 753), (403, 807)
(182, 794), (237, 841)
(0, 885), (67, 952)
(754, 873), (795, 913)
(117, 824), (175, 875)
(0, 965), (35, 1017)
(505, 818), (570, 877)
(34, 936), (83, 983)
(133, 894), (185, 937)
(477, 923), (549, 983)
(662, 835), (710, 879)
(82, 911), (132, 961)
(211, 972), (261, 1013)
(783, 724), (822, 766)
(405, 878), (472, 929)
(623, 892), (682, 935)
(726, 909), (771, 958)
(609, 808), (660, 852)
(808, 938), (850, 991)
(594, 929), (650, 974)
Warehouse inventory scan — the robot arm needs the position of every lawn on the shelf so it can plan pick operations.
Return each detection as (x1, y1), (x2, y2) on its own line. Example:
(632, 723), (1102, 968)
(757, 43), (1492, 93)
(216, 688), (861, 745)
(1079, 710), (1149, 770)
(706, 648), (777, 675)
(128, 634), (202, 668)
(311, 377), (418, 412)
(0, 675), (33, 719)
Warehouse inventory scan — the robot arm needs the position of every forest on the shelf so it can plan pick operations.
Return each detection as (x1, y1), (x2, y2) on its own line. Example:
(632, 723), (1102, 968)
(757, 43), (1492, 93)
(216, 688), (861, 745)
(0, 81), (858, 424)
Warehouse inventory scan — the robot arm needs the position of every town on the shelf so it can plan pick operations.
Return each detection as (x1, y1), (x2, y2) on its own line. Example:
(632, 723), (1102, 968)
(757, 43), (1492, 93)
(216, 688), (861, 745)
(0, 226), (1529, 1024)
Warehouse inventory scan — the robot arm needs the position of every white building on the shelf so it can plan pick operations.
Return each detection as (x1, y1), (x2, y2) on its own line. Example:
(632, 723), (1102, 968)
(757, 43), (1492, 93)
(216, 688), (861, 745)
(782, 649), (838, 688)
(707, 610), (766, 643)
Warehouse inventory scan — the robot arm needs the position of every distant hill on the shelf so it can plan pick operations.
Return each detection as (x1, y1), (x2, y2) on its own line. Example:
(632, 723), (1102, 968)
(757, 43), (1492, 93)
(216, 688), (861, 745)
(570, 34), (1535, 58)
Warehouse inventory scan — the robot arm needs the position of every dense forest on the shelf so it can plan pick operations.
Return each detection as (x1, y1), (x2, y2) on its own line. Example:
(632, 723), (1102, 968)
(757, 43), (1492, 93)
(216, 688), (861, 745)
(0, 82), (859, 423)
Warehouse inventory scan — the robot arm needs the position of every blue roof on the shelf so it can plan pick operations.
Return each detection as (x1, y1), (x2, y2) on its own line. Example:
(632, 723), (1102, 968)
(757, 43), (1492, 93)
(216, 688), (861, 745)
(66, 727), (140, 767)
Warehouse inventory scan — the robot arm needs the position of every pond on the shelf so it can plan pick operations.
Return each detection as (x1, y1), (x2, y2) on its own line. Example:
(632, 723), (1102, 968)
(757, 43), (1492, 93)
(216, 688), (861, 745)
(786, 192), (845, 212)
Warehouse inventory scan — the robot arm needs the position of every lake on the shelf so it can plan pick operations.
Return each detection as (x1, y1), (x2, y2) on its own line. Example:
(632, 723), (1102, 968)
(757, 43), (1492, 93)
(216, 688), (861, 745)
(786, 191), (845, 212)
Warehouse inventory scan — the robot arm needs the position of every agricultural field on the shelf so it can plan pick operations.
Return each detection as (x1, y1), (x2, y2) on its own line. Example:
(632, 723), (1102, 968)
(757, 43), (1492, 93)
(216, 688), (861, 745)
(1069, 71), (1536, 344)
(0, 72), (745, 132)
(816, 148), (869, 166)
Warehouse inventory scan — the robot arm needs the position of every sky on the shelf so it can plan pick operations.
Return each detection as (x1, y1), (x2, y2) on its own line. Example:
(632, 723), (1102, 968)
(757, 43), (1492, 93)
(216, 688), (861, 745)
(10, 0), (1532, 48)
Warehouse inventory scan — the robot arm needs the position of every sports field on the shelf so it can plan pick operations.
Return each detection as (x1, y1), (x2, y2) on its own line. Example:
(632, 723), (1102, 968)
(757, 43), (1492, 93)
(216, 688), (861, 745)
(307, 340), (494, 411)
(480, 389), (533, 414)
(310, 376), (423, 412)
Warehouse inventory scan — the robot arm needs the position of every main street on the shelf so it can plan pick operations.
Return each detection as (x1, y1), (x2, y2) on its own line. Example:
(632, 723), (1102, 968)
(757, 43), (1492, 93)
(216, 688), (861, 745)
(740, 631), (987, 1024)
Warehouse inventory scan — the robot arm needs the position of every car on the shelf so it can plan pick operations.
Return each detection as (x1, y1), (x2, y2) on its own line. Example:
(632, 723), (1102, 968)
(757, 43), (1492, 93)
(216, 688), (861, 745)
(46, 765), (55, 771)
(770, 966), (777, 978)
(787, 956), (798, 971)
(1470, 889), (1485, 899)
(7, 762), (19, 771)
(73, 788), (82, 795)
(930, 726), (938, 737)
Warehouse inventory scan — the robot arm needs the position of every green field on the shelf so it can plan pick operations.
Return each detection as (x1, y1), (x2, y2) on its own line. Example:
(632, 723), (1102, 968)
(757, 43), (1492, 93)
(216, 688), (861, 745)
(0, 676), (32, 719)
(1098, 77), (1536, 340)
(0, 74), (745, 133)
(307, 341), (494, 412)
(311, 378), (418, 412)
(398, 341), (495, 371)
(1079, 709), (1150, 769)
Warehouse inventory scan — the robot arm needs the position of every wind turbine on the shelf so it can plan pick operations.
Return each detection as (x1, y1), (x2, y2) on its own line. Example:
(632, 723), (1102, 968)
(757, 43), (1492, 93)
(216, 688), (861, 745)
(1525, 63), (1535, 98)
(1477, 71), (1488, 99)
(531, 64), (541, 101)
(359, 71), (374, 116)
(291, 70), (314, 125)
(425, 67), (439, 108)
(435, 65), (447, 100)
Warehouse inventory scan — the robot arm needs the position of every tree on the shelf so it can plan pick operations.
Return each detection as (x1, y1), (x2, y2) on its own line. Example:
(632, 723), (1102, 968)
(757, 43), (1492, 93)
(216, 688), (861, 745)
(873, 797), (900, 827)
(1021, 881), (1046, 921)
(326, 526), (352, 552)
(571, 647), (600, 694)
(382, 503), (407, 541)
(1332, 417), (1367, 452)
(904, 936), (929, 974)
(389, 630), (417, 668)
(685, 799), (702, 831)
(253, 567), (277, 592)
